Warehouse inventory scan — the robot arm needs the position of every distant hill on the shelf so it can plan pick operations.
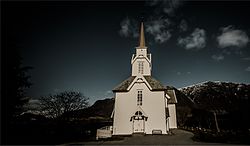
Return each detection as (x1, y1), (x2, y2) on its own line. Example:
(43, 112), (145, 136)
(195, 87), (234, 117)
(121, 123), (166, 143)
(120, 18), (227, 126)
(68, 98), (114, 120)
(180, 81), (250, 112)
(85, 98), (114, 118)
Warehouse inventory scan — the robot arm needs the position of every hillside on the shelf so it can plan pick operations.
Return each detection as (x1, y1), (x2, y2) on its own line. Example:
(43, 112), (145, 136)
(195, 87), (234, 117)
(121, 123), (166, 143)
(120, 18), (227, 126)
(180, 81), (250, 112)
(65, 98), (114, 120)
(179, 81), (250, 131)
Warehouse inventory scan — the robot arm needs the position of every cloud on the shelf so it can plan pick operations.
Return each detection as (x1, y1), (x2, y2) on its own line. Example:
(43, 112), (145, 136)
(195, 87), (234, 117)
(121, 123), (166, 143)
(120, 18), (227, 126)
(26, 99), (41, 110)
(211, 54), (224, 61)
(29, 99), (40, 104)
(242, 57), (250, 61)
(146, 19), (167, 35)
(147, 0), (183, 16)
(147, 0), (182, 16)
(210, 26), (248, 61)
(145, 18), (172, 43)
(104, 90), (113, 98)
(163, 0), (182, 16)
(119, 0), (184, 44)
(179, 19), (188, 32)
(119, 18), (130, 37)
(119, 17), (138, 38)
(119, 17), (172, 44)
(53, 88), (60, 93)
(178, 28), (206, 50)
(105, 90), (112, 94)
(155, 31), (171, 43)
(217, 26), (249, 48)
(245, 66), (250, 72)
(146, 0), (160, 6)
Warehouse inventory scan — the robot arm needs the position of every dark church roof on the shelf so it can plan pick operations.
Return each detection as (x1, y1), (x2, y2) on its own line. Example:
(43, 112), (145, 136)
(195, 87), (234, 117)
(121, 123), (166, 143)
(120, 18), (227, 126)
(113, 76), (167, 92)
(166, 90), (177, 104)
(113, 76), (136, 92)
(113, 76), (177, 104)
(144, 76), (167, 91)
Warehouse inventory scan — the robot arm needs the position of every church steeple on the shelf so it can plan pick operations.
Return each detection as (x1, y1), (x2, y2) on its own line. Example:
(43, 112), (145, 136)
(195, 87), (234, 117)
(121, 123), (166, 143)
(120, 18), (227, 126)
(139, 22), (146, 48)
(131, 21), (152, 76)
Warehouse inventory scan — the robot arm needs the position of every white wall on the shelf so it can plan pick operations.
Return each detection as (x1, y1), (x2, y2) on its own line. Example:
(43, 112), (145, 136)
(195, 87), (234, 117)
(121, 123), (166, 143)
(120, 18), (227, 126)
(136, 48), (147, 56)
(113, 81), (168, 135)
(113, 91), (134, 135)
(168, 104), (177, 129)
(131, 57), (151, 76)
(131, 48), (152, 76)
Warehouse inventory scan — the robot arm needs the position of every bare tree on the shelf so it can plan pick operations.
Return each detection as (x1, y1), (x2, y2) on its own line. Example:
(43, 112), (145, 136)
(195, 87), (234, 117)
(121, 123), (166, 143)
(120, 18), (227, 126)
(39, 91), (89, 119)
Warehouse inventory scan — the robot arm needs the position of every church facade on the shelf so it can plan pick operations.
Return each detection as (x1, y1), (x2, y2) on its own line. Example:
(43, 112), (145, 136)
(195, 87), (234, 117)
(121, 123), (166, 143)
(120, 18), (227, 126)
(112, 22), (177, 135)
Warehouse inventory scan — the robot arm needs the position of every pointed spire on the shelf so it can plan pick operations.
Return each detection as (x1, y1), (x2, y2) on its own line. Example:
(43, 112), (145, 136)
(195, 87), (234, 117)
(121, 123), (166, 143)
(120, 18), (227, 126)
(139, 22), (146, 48)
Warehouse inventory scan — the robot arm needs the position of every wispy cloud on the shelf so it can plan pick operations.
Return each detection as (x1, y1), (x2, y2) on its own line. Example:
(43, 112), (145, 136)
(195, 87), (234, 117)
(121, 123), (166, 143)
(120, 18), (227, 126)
(217, 25), (249, 48)
(119, 0), (185, 44)
(178, 28), (206, 50)
(105, 90), (112, 94)
(119, 17), (138, 38)
(26, 99), (41, 110)
(119, 17), (130, 37)
(211, 54), (224, 61)
(245, 66), (250, 72)
(163, 0), (182, 16)
(155, 32), (171, 43)
(104, 90), (113, 98)
(179, 19), (188, 32)
(146, 18), (171, 43)
(53, 88), (60, 93)
(176, 71), (191, 75)
(147, 0), (183, 16)
(146, 18), (169, 35)
(242, 57), (250, 61)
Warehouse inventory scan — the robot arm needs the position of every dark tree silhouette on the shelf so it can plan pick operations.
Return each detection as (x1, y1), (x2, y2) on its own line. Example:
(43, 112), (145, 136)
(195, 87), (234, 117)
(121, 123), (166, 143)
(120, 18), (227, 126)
(39, 91), (89, 120)
(2, 39), (32, 144)
(4, 41), (32, 121)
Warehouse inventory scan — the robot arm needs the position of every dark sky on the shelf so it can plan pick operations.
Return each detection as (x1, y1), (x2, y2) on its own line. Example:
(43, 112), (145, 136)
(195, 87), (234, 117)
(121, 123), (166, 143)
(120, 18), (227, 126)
(3, 1), (250, 104)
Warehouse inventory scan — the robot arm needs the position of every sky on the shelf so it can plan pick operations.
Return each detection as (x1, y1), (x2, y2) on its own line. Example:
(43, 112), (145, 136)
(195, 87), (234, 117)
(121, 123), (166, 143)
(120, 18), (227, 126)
(3, 0), (250, 104)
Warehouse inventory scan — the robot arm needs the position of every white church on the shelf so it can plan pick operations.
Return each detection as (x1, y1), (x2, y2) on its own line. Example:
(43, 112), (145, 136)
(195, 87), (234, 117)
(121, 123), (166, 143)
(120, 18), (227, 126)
(112, 22), (177, 135)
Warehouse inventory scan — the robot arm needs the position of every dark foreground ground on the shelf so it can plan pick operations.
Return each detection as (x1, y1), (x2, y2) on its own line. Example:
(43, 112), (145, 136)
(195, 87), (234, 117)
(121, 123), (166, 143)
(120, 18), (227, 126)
(64, 129), (225, 145)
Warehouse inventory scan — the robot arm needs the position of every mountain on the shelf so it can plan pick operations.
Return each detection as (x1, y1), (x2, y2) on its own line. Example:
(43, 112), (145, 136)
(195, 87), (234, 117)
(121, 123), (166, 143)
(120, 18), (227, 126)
(85, 98), (114, 118)
(68, 98), (114, 120)
(166, 85), (195, 107)
(166, 86), (196, 127)
(180, 81), (250, 112)
(179, 81), (250, 131)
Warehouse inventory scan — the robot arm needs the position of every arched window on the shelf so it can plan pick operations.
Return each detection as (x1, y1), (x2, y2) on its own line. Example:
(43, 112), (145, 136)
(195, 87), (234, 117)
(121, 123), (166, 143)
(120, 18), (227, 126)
(135, 111), (142, 116)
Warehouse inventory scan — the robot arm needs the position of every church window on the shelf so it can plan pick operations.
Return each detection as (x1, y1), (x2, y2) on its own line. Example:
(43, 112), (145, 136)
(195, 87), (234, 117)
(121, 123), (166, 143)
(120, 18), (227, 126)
(137, 91), (142, 106)
(135, 111), (142, 116)
(138, 61), (144, 74)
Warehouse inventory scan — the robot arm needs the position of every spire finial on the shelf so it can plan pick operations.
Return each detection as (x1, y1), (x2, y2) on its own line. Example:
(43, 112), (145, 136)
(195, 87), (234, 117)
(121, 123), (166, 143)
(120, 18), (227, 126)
(139, 21), (146, 48)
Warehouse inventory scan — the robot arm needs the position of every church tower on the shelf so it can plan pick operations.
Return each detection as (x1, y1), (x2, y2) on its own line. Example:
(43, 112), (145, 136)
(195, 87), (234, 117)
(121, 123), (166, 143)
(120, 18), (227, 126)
(131, 22), (152, 76)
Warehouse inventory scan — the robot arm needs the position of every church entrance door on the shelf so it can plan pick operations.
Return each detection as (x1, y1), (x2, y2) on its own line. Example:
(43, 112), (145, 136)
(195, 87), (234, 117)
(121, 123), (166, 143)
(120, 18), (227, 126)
(132, 111), (146, 133)
(133, 118), (144, 133)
